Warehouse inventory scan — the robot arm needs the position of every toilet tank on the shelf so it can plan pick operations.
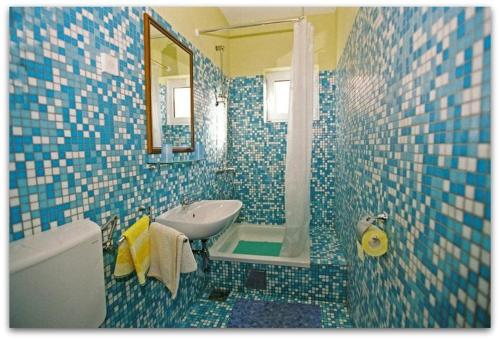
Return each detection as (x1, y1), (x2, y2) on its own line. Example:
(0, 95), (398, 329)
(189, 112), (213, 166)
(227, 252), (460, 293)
(10, 219), (107, 328)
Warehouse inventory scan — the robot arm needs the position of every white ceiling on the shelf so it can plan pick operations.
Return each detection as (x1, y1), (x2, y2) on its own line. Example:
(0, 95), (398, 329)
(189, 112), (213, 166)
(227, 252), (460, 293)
(219, 7), (336, 25)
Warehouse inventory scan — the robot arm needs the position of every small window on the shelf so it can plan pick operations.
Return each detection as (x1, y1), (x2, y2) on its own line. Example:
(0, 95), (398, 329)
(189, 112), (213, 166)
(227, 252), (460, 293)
(264, 67), (319, 123)
(173, 87), (190, 118)
(274, 80), (291, 118)
(162, 76), (191, 125)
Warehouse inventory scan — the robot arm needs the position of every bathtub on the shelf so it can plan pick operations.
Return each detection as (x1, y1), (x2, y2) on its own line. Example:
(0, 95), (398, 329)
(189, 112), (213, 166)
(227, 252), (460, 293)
(209, 222), (310, 268)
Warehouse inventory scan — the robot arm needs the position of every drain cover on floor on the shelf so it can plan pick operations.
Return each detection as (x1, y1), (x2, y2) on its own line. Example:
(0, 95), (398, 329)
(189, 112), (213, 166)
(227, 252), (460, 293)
(208, 289), (231, 302)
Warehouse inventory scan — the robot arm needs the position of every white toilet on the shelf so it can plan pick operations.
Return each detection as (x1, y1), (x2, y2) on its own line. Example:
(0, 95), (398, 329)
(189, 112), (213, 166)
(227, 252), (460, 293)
(9, 219), (107, 328)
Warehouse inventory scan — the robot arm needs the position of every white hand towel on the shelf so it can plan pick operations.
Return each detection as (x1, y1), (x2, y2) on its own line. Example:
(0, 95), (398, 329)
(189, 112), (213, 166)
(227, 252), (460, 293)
(180, 239), (197, 273)
(148, 222), (197, 299)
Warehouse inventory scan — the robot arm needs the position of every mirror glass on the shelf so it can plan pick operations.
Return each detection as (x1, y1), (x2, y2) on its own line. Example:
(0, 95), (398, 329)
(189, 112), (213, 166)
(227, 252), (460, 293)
(145, 13), (194, 154)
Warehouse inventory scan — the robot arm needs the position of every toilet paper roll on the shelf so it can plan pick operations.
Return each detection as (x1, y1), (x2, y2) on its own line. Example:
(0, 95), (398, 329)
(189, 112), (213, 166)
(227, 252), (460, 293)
(361, 225), (388, 257)
(356, 215), (375, 241)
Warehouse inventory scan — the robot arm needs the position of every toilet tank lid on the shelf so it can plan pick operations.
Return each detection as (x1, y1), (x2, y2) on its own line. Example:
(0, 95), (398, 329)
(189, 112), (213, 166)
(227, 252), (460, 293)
(10, 219), (101, 274)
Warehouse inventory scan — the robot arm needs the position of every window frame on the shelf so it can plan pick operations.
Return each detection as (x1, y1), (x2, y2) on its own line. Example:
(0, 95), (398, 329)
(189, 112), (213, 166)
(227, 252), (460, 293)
(263, 66), (320, 123)
(161, 75), (191, 126)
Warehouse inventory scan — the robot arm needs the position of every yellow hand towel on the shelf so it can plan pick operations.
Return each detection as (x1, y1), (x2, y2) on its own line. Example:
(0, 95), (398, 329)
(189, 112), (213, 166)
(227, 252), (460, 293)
(113, 215), (151, 285)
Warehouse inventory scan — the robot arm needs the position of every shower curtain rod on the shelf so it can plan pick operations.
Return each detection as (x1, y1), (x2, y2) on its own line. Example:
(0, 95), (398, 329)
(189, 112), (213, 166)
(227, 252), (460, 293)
(196, 16), (304, 35)
(151, 59), (170, 70)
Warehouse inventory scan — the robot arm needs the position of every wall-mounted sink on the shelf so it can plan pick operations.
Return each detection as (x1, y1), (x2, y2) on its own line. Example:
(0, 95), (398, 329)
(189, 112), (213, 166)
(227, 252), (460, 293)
(155, 200), (242, 240)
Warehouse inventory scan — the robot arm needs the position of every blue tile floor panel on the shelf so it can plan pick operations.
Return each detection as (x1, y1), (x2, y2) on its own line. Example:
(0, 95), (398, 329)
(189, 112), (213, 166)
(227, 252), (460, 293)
(228, 299), (322, 328)
(175, 288), (352, 328)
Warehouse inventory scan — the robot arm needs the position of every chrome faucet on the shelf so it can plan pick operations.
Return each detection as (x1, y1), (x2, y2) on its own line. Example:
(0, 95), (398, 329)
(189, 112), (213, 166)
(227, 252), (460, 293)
(181, 195), (194, 209)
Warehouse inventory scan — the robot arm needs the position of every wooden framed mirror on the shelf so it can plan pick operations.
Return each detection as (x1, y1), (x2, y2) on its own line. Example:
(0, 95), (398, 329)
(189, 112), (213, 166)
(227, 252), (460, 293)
(144, 13), (195, 154)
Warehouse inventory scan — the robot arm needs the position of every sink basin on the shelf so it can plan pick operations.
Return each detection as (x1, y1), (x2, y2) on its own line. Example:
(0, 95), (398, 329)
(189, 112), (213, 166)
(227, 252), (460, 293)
(155, 200), (242, 240)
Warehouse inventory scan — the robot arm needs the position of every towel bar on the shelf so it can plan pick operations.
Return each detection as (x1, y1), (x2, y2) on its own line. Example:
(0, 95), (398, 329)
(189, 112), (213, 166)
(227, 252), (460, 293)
(118, 233), (189, 244)
(116, 205), (188, 245)
(101, 215), (119, 252)
(103, 205), (154, 252)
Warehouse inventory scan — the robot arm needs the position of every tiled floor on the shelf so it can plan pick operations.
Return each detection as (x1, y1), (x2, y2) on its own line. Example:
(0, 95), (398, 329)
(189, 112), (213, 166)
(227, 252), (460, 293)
(175, 287), (352, 328)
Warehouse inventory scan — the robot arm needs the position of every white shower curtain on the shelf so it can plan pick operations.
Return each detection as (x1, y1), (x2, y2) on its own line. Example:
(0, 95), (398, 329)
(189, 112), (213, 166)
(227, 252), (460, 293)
(281, 20), (314, 257)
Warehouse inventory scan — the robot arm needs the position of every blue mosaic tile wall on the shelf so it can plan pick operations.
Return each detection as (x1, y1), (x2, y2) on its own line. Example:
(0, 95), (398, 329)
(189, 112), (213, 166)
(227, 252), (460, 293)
(227, 71), (338, 241)
(334, 7), (491, 327)
(9, 7), (228, 327)
(227, 76), (286, 224)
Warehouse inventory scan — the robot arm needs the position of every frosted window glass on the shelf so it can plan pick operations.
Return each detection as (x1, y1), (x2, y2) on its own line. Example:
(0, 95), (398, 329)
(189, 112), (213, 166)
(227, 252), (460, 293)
(173, 87), (191, 118)
(274, 80), (290, 119)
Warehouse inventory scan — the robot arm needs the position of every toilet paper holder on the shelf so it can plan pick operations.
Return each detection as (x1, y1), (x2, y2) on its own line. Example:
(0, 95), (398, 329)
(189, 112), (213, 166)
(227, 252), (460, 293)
(373, 212), (389, 223)
(356, 212), (389, 239)
(356, 212), (390, 258)
(359, 212), (388, 227)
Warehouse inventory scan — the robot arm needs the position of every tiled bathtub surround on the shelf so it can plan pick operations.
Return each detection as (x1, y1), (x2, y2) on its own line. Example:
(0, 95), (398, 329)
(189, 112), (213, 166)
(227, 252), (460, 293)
(334, 7), (491, 327)
(9, 7), (227, 327)
(227, 71), (338, 239)
(209, 257), (348, 304)
(226, 73), (342, 310)
(218, 74), (349, 324)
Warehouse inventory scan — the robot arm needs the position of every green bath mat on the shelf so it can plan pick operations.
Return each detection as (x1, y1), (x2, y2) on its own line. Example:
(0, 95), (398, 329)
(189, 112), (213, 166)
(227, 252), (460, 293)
(233, 241), (282, 257)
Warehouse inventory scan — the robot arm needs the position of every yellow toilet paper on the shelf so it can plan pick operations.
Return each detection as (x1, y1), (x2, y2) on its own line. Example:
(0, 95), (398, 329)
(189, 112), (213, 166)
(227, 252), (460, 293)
(361, 225), (388, 257)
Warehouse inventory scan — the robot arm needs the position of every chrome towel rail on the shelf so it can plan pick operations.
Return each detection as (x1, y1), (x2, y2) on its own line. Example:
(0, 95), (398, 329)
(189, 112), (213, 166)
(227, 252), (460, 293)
(118, 233), (188, 245)
(101, 215), (119, 252)
(116, 205), (187, 245)
(215, 167), (236, 174)
(102, 205), (155, 251)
